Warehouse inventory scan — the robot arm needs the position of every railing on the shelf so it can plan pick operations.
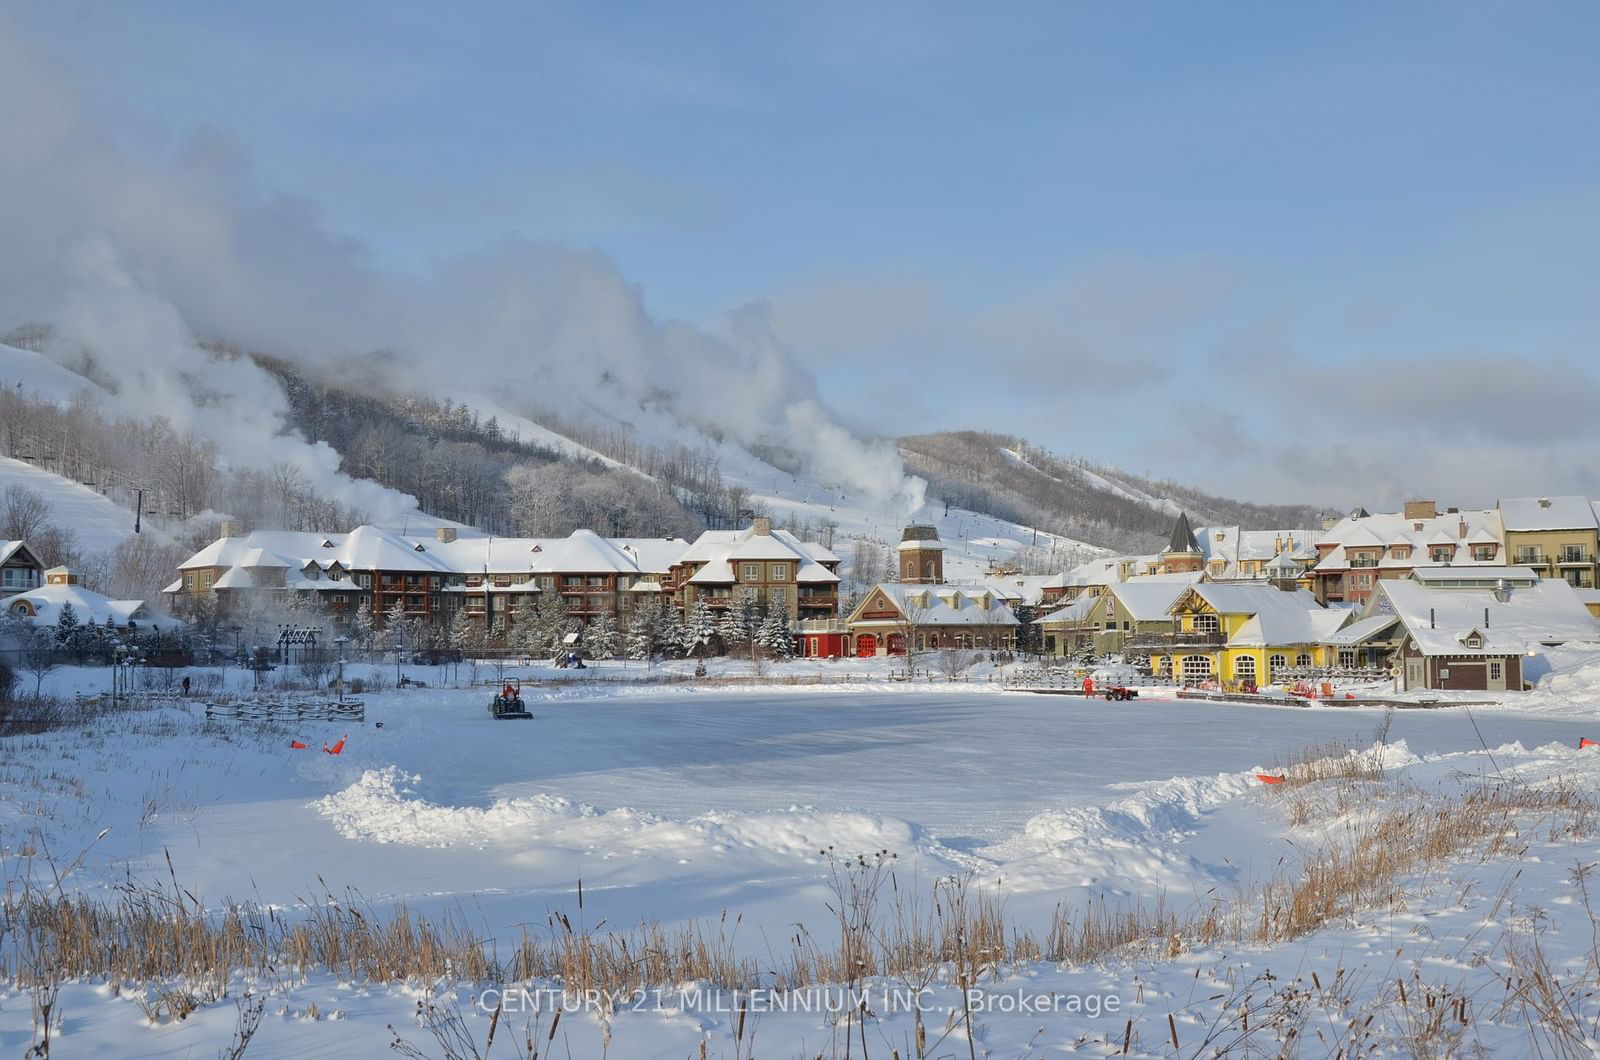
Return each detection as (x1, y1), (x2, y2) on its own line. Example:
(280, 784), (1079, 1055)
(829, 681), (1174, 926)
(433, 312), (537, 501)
(1349, 557), (1379, 568)
(1559, 550), (1592, 565)
(1515, 552), (1549, 566)
(797, 594), (837, 607)
(1124, 631), (1226, 650)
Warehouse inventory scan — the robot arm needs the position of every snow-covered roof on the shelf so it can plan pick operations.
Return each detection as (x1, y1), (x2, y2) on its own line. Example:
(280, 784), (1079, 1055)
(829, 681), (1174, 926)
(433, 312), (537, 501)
(1410, 566), (1539, 587)
(678, 525), (839, 586)
(1189, 526), (1320, 579)
(1172, 583), (1341, 646)
(6, 584), (182, 631)
(1105, 572), (1204, 622)
(1499, 496), (1598, 533)
(1313, 507), (1505, 572)
(1035, 595), (1098, 626)
(0, 540), (39, 568)
(852, 582), (1020, 628)
(687, 560), (736, 585)
(1379, 580), (1600, 656)
(179, 527), (691, 582)
(1321, 614), (1401, 646)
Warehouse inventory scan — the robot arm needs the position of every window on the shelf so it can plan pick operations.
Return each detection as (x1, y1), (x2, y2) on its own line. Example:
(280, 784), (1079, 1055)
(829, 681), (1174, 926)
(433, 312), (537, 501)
(1192, 613), (1219, 634)
(1474, 546), (1495, 562)
(563, 575), (581, 587)
(1465, 635), (1481, 648)
(540, 576), (555, 590)
(1296, 653), (1313, 667)
(770, 588), (787, 608)
(1234, 656), (1256, 682)
(1339, 650), (1356, 667)
(1180, 656), (1213, 682)
(588, 576), (605, 586)
(743, 563), (761, 581)
(1355, 573), (1372, 588)
(357, 574), (372, 587)
(332, 594), (347, 604)
(586, 595), (608, 609)
(768, 563), (789, 581)
(1431, 547), (1453, 563)
(1268, 653), (1287, 676)
(201, 571), (213, 588)
(1391, 547), (1410, 560)
(1489, 660), (1503, 681)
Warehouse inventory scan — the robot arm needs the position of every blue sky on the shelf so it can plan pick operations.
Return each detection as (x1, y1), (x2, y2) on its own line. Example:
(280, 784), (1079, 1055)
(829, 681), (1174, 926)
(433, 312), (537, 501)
(6, 1), (1600, 506)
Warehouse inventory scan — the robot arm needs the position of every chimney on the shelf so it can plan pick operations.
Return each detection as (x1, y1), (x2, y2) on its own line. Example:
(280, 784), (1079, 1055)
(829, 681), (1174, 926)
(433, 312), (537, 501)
(218, 520), (235, 539)
(1429, 607), (1435, 629)
(1404, 500), (1438, 521)
(435, 527), (457, 544)
(1494, 578), (1511, 604)
(1484, 606), (1490, 629)
(1539, 498), (1552, 509)
(1458, 518), (1467, 540)
(751, 516), (771, 536)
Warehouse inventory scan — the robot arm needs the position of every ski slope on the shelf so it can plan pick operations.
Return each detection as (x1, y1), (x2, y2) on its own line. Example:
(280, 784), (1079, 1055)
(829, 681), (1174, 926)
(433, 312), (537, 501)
(0, 455), (148, 556)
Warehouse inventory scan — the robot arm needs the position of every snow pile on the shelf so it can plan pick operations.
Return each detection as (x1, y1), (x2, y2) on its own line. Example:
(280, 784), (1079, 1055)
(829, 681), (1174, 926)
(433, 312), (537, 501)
(316, 766), (965, 869)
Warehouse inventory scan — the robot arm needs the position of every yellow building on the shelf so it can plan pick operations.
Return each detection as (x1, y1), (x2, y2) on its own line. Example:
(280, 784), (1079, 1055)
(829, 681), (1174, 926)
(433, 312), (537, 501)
(1498, 497), (1600, 589)
(1148, 583), (1351, 689)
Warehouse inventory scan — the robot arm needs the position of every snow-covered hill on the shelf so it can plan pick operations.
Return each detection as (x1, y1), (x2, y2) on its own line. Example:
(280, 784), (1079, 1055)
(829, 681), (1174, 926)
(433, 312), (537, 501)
(0, 340), (100, 403)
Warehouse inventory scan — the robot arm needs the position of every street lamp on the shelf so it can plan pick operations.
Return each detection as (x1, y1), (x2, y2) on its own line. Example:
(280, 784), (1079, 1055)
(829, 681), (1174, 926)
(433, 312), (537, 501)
(226, 624), (242, 691)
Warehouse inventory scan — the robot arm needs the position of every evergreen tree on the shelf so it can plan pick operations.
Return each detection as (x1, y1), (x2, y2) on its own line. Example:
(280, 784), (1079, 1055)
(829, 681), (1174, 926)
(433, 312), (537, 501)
(54, 602), (80, 655)
(732, 588), (761, 647)
(716, 605), (746, 654)
(625, 604), (655, 662)
(448, 607), (474, 660)
(756, 611), (794, 659)
(657, 608), (687, 658)
(685, 600), (717, 658)
(587, 611), (619, 660)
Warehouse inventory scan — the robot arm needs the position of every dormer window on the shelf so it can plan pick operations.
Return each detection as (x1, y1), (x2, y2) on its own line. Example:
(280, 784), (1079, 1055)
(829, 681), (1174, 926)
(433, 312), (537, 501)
(321, 539), (334, 548)
(531, 545), (542, 553)
(1465, 634), (1482, 648)
(414, 543), (426, 552)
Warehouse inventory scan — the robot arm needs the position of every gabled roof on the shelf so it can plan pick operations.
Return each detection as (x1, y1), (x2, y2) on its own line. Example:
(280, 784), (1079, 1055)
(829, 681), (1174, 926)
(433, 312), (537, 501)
(679, 525), (840, 585)
(1105, 572), (1203, 622)
(1035, 595), (1098, 626)
(1379, 579), (1600, 656)
(0, 540), (42, 568)
(849, 582), (1019, 627)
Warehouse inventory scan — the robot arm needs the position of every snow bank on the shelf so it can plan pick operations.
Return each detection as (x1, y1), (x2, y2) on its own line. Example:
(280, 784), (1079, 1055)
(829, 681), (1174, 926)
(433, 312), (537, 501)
(315, 766), (968, 869)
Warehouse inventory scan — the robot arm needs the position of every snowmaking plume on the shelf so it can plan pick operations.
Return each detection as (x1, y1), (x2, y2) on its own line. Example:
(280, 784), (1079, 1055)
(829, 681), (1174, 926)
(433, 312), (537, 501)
(0, 20), (927, 522)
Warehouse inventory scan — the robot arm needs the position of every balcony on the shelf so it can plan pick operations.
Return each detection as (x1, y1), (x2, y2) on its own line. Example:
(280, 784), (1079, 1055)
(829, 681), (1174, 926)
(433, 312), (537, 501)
(798, 594), (837, 608)
(1558, 550), (1593, 566)
(1124, 630), (1226, 651)
(1348, 557), (1379, 569)
(1515, 552), (1549, 567)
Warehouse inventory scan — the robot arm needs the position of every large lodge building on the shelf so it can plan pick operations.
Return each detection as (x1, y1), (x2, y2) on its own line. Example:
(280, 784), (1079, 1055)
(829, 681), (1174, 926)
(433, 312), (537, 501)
(169, 523), (692, 628)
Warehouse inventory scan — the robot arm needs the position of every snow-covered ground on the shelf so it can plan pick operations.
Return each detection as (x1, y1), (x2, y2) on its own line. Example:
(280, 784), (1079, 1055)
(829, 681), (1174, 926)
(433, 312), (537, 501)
(6, 657), (1600, 1055)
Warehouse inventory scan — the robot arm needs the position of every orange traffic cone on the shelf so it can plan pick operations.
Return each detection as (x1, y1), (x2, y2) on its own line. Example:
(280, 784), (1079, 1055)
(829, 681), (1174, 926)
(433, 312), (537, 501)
(290, 740), (309, 750)
(323, 735), (346, 755)
(1255, 773), (1287, 785)
(1580, 738), (1598, 750)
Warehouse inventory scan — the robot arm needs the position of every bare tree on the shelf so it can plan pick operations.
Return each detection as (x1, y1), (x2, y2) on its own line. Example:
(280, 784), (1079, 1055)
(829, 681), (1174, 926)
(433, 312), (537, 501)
(935, 650), (979, 681)
(1, 484), (52, 541)
(20, 627), (57, 697)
